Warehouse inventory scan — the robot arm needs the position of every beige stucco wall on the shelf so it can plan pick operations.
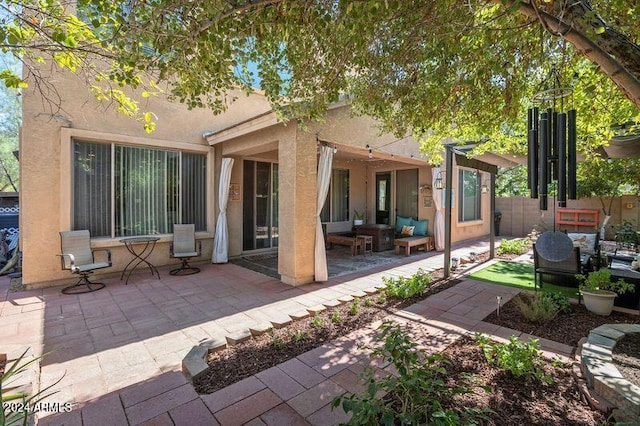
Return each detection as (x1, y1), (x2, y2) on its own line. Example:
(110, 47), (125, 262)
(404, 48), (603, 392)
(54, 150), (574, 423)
(21, 65), (271, 288)
(206, 102), (494, 286)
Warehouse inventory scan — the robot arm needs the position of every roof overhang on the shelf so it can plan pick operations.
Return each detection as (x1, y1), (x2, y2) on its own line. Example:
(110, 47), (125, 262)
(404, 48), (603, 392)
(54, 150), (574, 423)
(203, 111), (278, 146)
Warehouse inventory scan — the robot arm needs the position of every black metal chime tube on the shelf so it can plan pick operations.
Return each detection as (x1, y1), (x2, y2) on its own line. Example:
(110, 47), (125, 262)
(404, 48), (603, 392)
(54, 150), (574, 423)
(528, 108), (539, 198)
(539, 112), (549, 210)
(568, 109), (577, 199)
(527, 108), (533, 190)
(557, 113), (567, 207)
(551, 110), (559, 181)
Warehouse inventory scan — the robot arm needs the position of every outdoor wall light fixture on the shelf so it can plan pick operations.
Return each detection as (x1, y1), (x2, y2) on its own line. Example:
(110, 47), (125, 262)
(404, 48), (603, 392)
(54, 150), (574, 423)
(433, 171), (443, 190)
(481, 179), (490, 193)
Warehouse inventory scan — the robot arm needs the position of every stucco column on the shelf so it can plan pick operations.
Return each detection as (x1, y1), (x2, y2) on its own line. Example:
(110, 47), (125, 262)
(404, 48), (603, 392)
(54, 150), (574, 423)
(278, 127), (317, 285)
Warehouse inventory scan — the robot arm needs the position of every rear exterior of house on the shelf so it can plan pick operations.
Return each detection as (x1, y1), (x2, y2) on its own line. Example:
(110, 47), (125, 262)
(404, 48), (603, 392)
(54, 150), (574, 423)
(20, 65), (493, 289)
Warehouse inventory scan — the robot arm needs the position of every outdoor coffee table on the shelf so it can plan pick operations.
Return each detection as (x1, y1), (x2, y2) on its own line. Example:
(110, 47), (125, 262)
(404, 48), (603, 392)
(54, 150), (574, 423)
(120, 236), (161, 284)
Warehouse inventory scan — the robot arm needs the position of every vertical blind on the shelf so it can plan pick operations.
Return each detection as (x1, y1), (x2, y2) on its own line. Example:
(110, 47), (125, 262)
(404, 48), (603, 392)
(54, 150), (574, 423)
(73, 142), (112, 237)
(73, 141), (206, 237)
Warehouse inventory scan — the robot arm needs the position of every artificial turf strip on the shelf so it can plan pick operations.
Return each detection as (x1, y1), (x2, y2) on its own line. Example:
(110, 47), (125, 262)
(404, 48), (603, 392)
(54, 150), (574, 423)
(468, 261), (580, 299)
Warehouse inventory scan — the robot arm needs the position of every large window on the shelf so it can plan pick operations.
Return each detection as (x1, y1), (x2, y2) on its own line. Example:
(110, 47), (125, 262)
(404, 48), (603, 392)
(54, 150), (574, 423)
(459, 169), (481, 222)
(73, 141), (207, 237)
(320, 169), (350, 222)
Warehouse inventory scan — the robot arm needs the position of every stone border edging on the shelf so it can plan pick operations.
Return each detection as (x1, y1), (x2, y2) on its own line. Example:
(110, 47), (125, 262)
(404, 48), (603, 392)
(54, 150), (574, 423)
(579, 323), (640, 425)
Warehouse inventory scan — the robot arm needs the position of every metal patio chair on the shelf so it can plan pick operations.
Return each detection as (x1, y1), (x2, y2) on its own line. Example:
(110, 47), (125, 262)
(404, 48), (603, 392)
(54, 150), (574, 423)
(59, 230), (111, 294)
(170, 224), (201, 275)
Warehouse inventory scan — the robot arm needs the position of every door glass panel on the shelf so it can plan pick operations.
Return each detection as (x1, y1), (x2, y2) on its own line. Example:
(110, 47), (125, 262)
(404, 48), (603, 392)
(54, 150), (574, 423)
(271, 163), (279, 246)
(376, 172), (391, 224)
(255, 162), (271, 249)
(396, 169), (418, 219)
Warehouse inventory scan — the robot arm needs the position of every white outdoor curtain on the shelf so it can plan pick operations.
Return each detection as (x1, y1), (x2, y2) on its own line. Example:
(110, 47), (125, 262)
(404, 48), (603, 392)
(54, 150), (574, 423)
(432, 166), (445, 251)
(315, 145), (334, 281)
(212, 157), (234, 263)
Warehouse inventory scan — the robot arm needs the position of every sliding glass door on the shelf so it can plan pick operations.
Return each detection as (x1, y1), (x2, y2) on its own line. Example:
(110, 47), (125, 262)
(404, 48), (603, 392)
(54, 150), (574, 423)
(243, 160), (278, 251)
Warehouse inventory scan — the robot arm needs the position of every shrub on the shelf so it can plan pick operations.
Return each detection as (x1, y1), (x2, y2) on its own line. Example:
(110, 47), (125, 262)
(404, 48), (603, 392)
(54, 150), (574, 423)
(382, 268), (431, 299)
(496, 238), (528, 255)
(294, 331), (308, 342)
(310, 316), (325, 328)
(376, 293), (387, 304)
(349, 299), (360, 316)
(270, 333), (285, 349)
(513, 293), (559, 324)
(2, 349), (62, 426)
(364, 298), (373, 308)
(542, 291), (572, 314)
(475, 334), (552, 384)
(333, 322), (490, 425)
(331, 310), (341, 323)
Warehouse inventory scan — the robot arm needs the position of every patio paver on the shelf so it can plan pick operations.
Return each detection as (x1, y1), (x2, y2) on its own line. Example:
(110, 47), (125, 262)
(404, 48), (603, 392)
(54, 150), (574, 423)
(0, 236), (581, 425)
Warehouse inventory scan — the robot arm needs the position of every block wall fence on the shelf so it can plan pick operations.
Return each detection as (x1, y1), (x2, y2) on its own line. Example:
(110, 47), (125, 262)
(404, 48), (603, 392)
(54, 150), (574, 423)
(495, 195), (640, 239)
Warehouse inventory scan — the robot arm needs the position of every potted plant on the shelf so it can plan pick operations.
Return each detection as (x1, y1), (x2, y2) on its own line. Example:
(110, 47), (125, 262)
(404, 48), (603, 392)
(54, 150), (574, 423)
(353, 210), (366, 226)
(577, 269), (635, 316)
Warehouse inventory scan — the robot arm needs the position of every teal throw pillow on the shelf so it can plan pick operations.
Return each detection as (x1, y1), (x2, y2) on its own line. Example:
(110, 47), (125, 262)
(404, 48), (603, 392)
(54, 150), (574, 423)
(396, 216), (412, 233)
(411, 219), (428, 236)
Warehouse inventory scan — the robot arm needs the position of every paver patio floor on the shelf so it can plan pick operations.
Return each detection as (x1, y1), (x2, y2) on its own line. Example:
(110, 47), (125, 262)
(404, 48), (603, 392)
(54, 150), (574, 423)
(0, 238), (573, 425)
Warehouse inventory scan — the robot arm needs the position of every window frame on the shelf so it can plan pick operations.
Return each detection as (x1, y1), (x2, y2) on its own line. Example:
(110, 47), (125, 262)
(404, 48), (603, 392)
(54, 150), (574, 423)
(61, 128), (212, 242)
(458, 168), (482, 223)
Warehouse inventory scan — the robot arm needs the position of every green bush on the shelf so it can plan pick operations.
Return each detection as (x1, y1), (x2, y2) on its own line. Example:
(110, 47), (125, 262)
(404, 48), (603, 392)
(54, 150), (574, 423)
(382, 268), (431, 299)
(310, 316), (324, 328)
(331, 310), (341, 323)
(496, 238), (528, 255)
(334, 322), (490, 425)
(349, 298), (360, 316)
(512, 293), (559, 324)
(542, 291), (571, 314)
(475, 334), (552, 384)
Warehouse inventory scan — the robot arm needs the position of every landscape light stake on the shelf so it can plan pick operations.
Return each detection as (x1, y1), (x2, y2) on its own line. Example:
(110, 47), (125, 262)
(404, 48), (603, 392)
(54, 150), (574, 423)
(496, 295), (502, 317)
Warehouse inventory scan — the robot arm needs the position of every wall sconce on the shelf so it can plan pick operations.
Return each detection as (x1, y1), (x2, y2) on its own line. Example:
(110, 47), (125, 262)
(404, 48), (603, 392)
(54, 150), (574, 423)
(434, 171), (443, 190)
(481, 179), (490, 193)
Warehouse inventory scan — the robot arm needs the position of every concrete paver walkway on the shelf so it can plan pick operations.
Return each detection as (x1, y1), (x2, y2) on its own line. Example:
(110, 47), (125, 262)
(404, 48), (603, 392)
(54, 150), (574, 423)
(0, 238), (573, 425)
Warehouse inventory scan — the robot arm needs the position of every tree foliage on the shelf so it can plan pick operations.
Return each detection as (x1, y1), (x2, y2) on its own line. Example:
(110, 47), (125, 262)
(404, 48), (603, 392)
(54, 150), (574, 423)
(0, 53), (19, 191)
(1, 0), (639, 157)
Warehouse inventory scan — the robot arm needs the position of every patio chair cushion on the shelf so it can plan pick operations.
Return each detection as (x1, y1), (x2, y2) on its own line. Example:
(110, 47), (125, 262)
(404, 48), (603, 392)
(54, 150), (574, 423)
(410, 219), (428, 236)
(567, 233), (598, 255)
(396, 216), (412, 233)
(76, 261), (111, 273)
(400, 225), (415, 236)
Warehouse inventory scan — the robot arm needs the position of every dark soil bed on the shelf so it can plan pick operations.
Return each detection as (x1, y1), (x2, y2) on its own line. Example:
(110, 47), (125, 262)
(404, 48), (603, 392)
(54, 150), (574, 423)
(442, 335), (609, 425)
(194, 269), (457, 394)
(484, 294), (640, 347)
(612, 332), (640, 388)
(192, 248), (635, 424)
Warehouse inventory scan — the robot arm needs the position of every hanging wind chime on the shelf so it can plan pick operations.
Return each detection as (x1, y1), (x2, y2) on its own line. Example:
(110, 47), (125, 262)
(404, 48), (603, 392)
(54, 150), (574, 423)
(526, 68), (577, 211)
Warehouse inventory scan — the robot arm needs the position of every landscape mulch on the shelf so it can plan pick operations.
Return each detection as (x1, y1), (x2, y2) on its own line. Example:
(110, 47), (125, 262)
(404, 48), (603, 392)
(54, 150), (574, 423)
(612, 332), (640, 388)
(193, 250), (638, 425)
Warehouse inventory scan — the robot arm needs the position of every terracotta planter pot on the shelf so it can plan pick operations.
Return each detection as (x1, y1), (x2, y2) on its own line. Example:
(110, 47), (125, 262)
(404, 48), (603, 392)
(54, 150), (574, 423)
(581, 289), (617, 316)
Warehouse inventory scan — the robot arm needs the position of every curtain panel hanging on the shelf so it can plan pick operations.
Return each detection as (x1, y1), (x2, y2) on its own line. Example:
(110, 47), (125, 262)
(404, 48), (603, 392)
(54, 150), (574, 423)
(212, 158), (234, 263)
(432, 166), (445, 251)
(315, 145), (334, 281)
